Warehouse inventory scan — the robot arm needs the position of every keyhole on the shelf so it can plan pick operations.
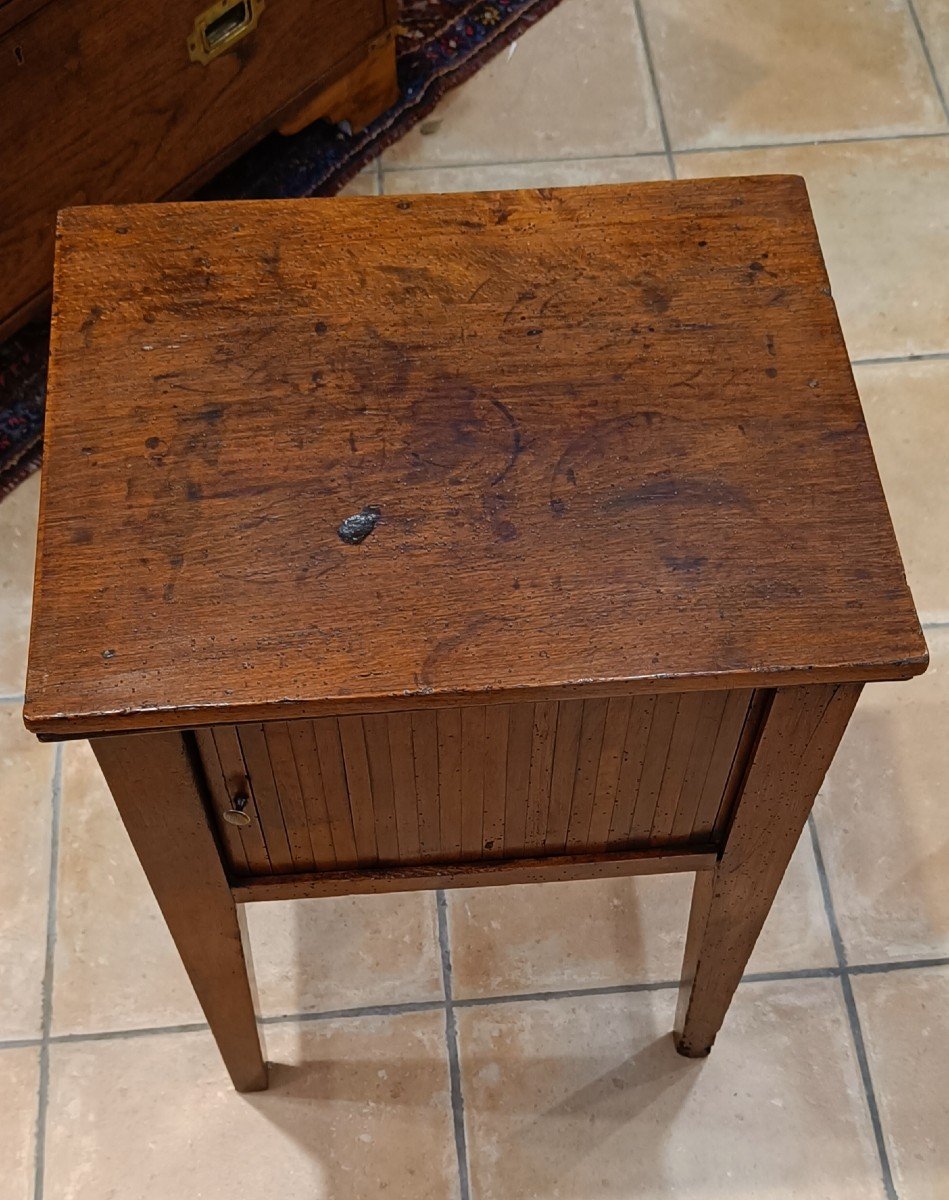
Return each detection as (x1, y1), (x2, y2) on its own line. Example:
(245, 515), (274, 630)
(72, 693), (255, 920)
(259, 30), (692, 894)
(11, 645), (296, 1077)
(14, 45), (25, 65)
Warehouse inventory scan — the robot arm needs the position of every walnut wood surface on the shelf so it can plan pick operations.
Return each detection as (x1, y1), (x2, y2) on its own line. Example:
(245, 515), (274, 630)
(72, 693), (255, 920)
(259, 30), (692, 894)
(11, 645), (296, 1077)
(26, 178), (927, 737)
(92, 730), (267, 1090)
(0, 0), (390, 336)
(674, 681), (862, 1056)
(195, 691), (757, 877)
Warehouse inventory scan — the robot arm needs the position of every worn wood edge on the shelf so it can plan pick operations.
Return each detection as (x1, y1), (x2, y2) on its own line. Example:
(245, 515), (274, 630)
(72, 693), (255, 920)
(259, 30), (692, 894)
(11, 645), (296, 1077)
(0, 0), (51, 39)
(54, 173), (811, 230)
(23, 217), (69, 739)
(24, 655), (928, 741)
(232, 845), (718, 902)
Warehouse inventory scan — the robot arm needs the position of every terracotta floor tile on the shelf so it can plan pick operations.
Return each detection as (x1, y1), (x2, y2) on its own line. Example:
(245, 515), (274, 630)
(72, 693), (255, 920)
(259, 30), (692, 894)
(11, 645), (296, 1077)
(52, 740), (443, 1034)
(243, 891), (444, 1018)
(814, 627), (949, 964)
(641, 0), (947, 149)
(458, 980), (884, 1198)
(852, 965), (949, 1200)
(0, 704), (54, 1039)
(383, 155), (670, 195)
(0, 471), (39, 697)
(337, 168), (379, 196)
(0, 1047), (39, 1200)
(447, 835), (833, 999)
(52, 739), (203, 1034)
(855, 360), (949, 624)
(381, 0), (663, 169)
(45, 1012), (456, 1200)
(914, 0), (949, 104)
(676, 137), (949, 360)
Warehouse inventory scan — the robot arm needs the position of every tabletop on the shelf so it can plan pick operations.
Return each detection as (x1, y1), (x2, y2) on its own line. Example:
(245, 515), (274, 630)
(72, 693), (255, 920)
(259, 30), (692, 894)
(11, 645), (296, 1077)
(24, 177), (927, 738)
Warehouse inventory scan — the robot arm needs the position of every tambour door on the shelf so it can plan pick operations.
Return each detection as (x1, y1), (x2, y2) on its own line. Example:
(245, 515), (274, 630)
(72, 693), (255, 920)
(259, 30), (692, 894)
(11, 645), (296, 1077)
(195, 690), (768, 879)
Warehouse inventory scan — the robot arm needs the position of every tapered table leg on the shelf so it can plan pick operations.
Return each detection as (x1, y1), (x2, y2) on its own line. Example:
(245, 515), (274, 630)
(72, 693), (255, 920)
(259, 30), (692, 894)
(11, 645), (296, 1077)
(675, 682), (861, 1057)
(92, 731), (268, 1092)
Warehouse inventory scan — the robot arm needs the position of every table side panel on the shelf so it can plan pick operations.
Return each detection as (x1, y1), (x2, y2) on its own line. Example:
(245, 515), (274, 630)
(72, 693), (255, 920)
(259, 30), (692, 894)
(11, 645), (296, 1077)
(199, 688), (764, 880)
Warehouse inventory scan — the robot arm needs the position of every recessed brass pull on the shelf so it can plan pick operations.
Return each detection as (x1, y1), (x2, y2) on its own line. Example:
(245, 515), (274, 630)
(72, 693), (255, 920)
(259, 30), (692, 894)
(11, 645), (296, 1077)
(188, 0), (264, 65)
(222, 792), (252, 827)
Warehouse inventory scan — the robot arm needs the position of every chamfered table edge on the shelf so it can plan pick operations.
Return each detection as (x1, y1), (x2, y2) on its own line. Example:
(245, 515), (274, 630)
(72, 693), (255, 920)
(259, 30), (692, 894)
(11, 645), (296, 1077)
(23, 649), (928, 741)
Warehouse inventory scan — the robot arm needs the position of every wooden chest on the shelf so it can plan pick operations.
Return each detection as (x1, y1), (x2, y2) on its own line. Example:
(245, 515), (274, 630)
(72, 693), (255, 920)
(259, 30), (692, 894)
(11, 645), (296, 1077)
(0, 0), (399, 339)
(25, 180), (927, 1088)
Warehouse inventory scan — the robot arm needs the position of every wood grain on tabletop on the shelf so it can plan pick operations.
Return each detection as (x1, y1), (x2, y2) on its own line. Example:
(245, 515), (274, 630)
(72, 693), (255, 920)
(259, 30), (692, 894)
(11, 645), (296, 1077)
(25, 178), (928, 738)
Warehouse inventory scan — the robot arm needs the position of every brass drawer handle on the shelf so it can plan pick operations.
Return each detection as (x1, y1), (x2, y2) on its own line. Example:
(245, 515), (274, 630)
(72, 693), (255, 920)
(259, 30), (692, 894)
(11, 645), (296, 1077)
(188, 0), (264, 65)
(222, 792), (252, 827)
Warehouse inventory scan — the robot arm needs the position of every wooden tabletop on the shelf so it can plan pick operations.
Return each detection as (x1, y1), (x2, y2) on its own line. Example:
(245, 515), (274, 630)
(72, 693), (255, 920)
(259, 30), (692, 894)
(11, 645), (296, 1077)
(25, 178), (927, 738)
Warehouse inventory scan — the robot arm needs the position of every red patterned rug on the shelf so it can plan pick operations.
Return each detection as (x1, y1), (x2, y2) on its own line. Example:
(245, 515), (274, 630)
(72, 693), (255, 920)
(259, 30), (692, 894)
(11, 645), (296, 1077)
(0, 0), (565, 498)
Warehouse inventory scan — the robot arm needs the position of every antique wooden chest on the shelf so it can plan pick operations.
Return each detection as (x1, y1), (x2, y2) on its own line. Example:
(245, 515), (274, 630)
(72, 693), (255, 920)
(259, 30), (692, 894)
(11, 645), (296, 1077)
(0, 0), (399, 338)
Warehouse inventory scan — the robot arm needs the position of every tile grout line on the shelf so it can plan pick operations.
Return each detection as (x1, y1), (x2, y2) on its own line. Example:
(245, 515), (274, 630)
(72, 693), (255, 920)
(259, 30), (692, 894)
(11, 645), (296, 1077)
(808, 815), (898, 1200)
(905, 0), (949, 120)
(0, 693), (25, 704)
(50, 1022), (212, 1046)
(437, 891), (472, 1200)
(849, 956), (949, 976)
(632, 0), (676, 180)
(260, 999), (446, 1027)
(12, 956), (949, 1051)
(852, 351), (949, 366)
(375, 129), (949, 176)
(673, 128), (949, 155)
(32, 744), (62, 1200)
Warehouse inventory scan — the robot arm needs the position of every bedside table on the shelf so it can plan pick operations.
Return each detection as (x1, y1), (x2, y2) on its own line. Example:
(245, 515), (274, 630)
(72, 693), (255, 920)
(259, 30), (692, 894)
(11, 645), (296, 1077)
(25, 179), (927, 1091)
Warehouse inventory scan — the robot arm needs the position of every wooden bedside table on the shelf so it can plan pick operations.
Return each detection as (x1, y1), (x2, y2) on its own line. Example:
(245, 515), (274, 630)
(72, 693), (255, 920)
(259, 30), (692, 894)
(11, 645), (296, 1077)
(25, 179), (927, 1092)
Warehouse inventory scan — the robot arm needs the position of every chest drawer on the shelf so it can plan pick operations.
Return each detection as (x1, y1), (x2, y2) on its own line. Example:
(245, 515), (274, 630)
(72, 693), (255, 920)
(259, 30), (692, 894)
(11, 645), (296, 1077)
(195, 690), (767, 880)
(0, 0), (387, 333)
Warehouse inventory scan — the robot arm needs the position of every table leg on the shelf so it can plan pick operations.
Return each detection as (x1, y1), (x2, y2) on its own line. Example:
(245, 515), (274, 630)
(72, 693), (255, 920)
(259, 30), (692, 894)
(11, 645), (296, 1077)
(92, 731), (267, 1092)
(674, 682), (862, 1057)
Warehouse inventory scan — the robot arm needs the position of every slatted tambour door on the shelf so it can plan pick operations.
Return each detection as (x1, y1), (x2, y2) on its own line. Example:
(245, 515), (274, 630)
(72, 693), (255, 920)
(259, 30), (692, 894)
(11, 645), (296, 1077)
(195, 690), (766, 878)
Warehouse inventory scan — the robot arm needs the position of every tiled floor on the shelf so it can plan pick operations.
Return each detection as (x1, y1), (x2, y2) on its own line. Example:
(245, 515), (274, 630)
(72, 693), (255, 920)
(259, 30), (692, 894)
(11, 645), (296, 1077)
(2, 1), (947, 1197)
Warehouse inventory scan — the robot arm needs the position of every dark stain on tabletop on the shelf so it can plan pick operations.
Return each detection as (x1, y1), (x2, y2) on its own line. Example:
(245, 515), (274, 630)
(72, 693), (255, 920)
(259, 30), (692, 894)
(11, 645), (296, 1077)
(79, 305), (104, 345)
(338, 506), (381, 545)
(663, 553), (709, 574)
(488, 398), (524, 487)
(603, 476), (752, 512)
